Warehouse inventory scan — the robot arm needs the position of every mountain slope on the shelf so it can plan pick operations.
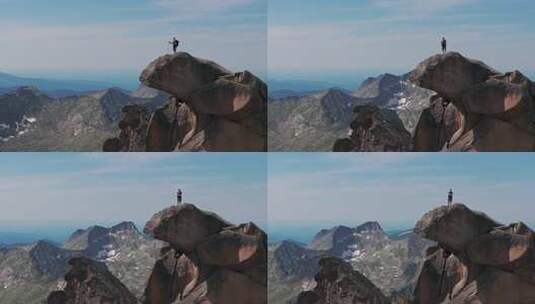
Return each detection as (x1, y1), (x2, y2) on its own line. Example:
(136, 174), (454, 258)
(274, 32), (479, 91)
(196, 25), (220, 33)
(268, 73), (434, 151)
(268, 88), (361, 151)
(353, 73), (435, 133)
(268, 240), (324, 304)
(0, 87), (166, 151)
(268, 222), (433, 304)
(0, 222), (163, 304)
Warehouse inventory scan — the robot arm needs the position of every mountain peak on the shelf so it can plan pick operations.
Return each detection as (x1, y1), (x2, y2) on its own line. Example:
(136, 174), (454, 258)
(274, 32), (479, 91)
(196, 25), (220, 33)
(356, 221), (383, 233)
(110, 221), (139, 233)
(318, 87), (350, 100)
(13, 86), (43, 97)
(89, 87), (129, 100)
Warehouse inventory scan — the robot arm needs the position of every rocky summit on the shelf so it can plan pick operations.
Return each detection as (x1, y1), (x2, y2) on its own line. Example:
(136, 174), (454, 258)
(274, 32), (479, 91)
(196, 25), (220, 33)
(414, 203), (535, 303)
(296, 257), (390, 304)
(142, 203), (267, 304)
(105, 52), (267, 152)
(411, 52), (535, 151)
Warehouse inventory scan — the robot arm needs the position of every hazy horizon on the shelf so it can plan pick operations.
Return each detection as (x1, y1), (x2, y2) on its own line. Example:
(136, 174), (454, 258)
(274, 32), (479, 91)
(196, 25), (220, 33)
(269, 0), (535, 81)
(0, 153), (267, 245)
(0, 0), (267, 87)
(268, 153), (535, 237)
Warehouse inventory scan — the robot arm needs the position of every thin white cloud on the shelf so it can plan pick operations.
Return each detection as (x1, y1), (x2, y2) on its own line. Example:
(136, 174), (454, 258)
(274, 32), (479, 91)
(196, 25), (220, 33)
(153, 0), (256, 15)
(0, 19), (265, 77)
(269, 18), (535, 74)
(370, 0), (476, 13)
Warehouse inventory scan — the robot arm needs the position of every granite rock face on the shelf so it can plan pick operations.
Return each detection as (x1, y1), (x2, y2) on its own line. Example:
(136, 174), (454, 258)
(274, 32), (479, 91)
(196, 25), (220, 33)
(411, 52), (535, 151)
(143, 204), (267, 304)
(414, 204), (535, 303)
(105, 52), (267, 152)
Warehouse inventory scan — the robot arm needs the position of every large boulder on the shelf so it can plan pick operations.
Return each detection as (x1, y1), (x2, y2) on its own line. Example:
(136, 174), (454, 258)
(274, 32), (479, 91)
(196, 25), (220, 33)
(140, 52), (231, 100)
(466, 230), (533, 268)
(412, 96), (466, 151)
(143, 247), (205, 304)
(197, 223), (267, 277)
(135, 52), (267, 152)
(414, 204), (500, 252)
(145, 100), (201, 152)
(447, 117), (535, 152)
(410, 52), (535, 152)
(178, 269), (266, 304)
(410, 52), (498, 101)
(413, 247), (463, 304)
(144, 204), (267, 304)
(414, 204), (535, 303)
(451, 267), (535, 303)
(144, 204), (231, 253)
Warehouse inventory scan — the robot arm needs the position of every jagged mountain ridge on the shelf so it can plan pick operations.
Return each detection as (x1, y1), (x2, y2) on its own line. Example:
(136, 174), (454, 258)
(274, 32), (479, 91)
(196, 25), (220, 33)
(268, 221), (432, 304)
(268, 73), (434, 151)
(268, 88), (362, 151)
(0, 86), (167, 151)
(0, 222), (163, 304)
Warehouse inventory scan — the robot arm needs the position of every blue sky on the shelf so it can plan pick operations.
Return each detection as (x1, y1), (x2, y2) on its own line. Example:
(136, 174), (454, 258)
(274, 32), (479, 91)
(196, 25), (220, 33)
(0, 153), (267, 229)
(0, 0), (266, 88)
(269, 0), (535, 86)
(269, 153), (535, 233)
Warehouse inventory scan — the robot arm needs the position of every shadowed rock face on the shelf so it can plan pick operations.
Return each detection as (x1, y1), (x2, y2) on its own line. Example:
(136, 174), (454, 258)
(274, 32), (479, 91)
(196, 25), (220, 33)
(105, 52), (267, 152)
(333, 104), (411, 152)
(414, 204), (535, 303)
(296, 257), (390, 304)
(143, 204), (267, 304)
(411, 52), (535, 151)
(47, 257), (138, 304)
(103, 104), (150, 152)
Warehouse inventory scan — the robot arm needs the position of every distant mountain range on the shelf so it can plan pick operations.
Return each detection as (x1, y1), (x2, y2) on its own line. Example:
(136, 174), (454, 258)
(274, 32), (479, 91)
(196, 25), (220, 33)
(0, 71), (119, 98)
(0, 222), (163, 304)
(268, 221), (432, 304)
(0, 85), (167, 151)
(268, 73), (434, 151)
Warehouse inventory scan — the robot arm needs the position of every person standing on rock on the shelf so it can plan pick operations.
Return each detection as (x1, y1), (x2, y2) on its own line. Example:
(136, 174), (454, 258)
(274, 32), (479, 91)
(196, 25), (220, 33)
(169, 37), (180, 53)
(176, 188), (183, 205)
(441, 37), (447, 54)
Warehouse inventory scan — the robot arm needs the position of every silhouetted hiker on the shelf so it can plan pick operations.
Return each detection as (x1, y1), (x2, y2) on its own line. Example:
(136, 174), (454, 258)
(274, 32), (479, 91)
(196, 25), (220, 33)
(169, 37), (180, 53)
(441, 37), (447, 54)
(176, 188), (182, 205)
